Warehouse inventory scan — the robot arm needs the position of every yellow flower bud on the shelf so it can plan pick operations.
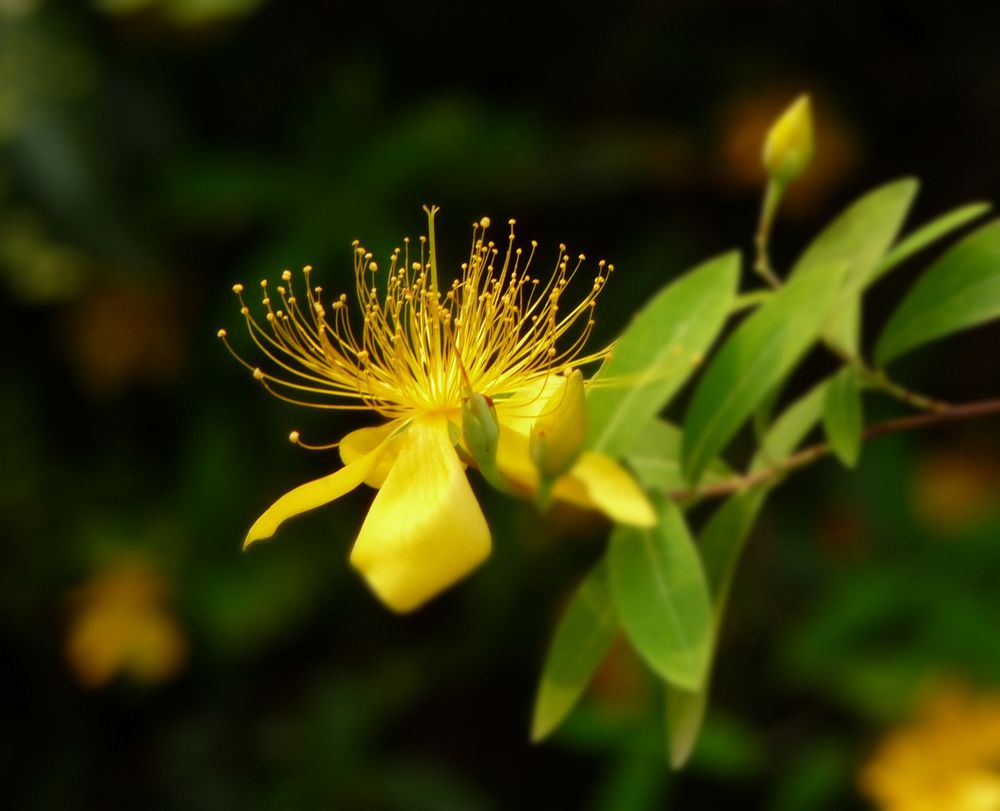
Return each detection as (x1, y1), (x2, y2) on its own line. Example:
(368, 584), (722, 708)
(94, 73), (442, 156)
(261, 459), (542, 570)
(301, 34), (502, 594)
(762, 95), (815, 185)
(530, 370), (587, 480)
(461, 392), (500, 465)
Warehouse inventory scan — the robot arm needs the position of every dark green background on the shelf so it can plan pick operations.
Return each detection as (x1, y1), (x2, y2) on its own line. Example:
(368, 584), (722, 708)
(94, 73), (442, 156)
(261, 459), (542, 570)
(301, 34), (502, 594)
(2, 1), (999, 808)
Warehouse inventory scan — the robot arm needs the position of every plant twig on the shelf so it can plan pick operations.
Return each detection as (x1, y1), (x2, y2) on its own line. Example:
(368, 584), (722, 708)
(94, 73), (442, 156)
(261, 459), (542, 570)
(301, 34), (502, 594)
(669, 398), (1000, 502)
(824, 341), (950, 413)
(754, 181), (785, 289)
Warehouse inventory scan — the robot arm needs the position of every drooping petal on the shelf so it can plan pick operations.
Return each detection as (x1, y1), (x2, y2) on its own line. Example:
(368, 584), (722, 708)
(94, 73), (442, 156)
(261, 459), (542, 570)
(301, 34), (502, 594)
(339, 420), (406, 488)
(245, 442), (388, 548)
(350, 417), (491, 613)
(495, 426), (655, 527)
(556, 452), (657, 527)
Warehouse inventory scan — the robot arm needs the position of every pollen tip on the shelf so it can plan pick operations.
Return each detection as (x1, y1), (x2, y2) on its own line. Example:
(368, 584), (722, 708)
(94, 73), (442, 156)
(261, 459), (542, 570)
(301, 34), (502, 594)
(479, 216), (491, 229)
(304, 264), (313, 273)
(289, 430), (300, 444)
(252, 368), (264, 381)
(260, 279), (268, 288)
(232, 283), (244, 293)
(282, 270), (292, 281)
(217, 328), (227, 338)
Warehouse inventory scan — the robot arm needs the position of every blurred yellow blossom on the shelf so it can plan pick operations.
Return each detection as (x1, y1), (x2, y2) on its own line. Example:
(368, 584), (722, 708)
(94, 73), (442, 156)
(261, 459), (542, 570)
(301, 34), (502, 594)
(859, 683), (1000, 811)
(62, 284), (186, 395)
(66, 562), (187, 688)
(911, 448), (1000, 534)
(220, 208), (654, 612)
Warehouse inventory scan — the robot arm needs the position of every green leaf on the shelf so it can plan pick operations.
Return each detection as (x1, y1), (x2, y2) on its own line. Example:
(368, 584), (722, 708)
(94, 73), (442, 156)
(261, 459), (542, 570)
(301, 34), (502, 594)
(875, 220), (1000, 365)
(667, 378), (831, 768)
(664, 490), (764, 768)
(625, 419), (732, 493)
(587, 253), (739, 457)
(666, 683), (710, 769)
(682, 262), (846, 485)
(873, 201), (991, 282)
(531, 559), (618, 742)
(609, 498), (712, 690)
(790, 178), (918, 351)
(751, 378), (831, 473)
(823, 367), (864, 468)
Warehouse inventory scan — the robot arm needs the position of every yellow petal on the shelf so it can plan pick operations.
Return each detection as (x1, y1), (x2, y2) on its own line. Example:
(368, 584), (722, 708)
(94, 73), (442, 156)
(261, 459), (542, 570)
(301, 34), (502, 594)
(558, 452), (656, 527)
(494, 375), (564, 434)
(350, 417), (490, 613)
(339, 420), (406, 488)
(529, 370), (588, 479)
(496, 426), (655, 527)
(245, 441), (388, 548)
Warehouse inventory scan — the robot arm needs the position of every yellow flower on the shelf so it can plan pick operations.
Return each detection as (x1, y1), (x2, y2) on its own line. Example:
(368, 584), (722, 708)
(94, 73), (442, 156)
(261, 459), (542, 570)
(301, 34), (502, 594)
(859, 683), (1000, 811)
(220, 207), (655, 612)
(65, 562), (187, 688)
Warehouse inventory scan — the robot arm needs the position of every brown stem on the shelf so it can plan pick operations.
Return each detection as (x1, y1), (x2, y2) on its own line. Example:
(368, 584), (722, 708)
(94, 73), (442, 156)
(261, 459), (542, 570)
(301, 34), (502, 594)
(670, 398), (1000, 502)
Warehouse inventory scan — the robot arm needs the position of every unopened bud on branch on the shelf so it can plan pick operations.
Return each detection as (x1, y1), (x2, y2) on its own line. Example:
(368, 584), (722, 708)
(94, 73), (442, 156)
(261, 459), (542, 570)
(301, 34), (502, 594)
(763, 95), (815, 185)
(461, 392), (500, 466)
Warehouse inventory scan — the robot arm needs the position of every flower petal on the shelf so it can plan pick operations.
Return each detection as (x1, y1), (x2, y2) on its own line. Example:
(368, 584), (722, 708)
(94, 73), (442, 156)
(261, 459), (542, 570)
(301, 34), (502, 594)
(496, 426), (655, 527)
(339, 420), (406, 488)
(559, 452), (657, 527)
(245, 442), (388, 548)
(493, 375), (564, 434)
(350, 417), (491, 613)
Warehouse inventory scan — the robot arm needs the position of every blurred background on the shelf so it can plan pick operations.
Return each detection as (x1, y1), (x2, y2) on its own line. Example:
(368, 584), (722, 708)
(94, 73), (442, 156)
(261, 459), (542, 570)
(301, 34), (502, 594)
(2, 0), (999, 808)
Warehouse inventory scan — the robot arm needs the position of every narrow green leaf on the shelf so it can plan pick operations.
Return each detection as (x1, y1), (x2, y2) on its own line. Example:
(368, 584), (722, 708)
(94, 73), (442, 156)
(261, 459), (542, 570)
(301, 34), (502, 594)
(790, 178), (918, 351)
(587, 253), (740, 457)
(667, 379), (831, 768)
(625, 419), (732, 493)
(531, 559), (618, 742)
(876, 220), (1000, 365)
(609, 498), (712, 690)
(751, 379), (831, 473)
(682, 262), (846, 485)
(666, 683), (710, 769)
(873, 201), (991, 282)
(752, 374), (788, 443)
(823, 367), (864, 468)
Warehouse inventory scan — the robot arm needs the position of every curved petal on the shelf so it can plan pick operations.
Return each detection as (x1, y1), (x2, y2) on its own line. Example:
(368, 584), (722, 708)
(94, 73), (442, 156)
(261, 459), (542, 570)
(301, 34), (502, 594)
(339, 420), (406, 488)
(559, 452), (656, 527)
(245, 442), (388, 548)
(496, 426), (655, 527)
(493, 375), (564, 435)
(350, 417), (491, 613)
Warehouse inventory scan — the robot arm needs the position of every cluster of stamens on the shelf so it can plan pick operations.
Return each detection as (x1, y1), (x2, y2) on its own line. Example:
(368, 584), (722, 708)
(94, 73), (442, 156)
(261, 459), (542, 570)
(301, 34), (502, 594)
(218, 208), (613, 443)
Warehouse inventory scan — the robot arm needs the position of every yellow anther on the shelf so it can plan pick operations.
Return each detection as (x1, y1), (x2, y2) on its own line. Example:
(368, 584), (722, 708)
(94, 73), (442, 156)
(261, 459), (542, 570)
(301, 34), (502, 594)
(232, 283), (244, 294)
(289, 430), (300, 443)
(217, 329), (227, 338)
(282, 270), (292, 282)
(253, 368), (264, 381)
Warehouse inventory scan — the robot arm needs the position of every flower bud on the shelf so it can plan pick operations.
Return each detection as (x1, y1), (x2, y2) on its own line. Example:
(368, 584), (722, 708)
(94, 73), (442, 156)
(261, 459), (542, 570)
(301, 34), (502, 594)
(762, 95), (814, 185)
(530, 370), (587, 480)
(461, 392), (500, 466)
